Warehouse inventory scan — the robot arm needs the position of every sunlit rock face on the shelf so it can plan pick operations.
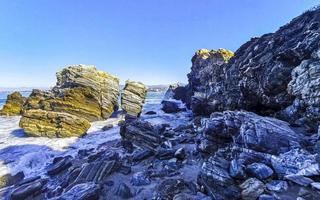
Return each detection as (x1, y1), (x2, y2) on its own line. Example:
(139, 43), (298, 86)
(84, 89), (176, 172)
(0, 92), (26, 116)
(20, 65), (120, 137)
(52, 65), (120, 121)
(180, 8), (320, 130)
(121, 80), (147, 117)
(19, 109), (91, 138)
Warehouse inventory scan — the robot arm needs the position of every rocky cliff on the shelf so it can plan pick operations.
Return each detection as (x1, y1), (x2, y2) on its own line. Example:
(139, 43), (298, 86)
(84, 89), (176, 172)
(180, 8), (320, 131)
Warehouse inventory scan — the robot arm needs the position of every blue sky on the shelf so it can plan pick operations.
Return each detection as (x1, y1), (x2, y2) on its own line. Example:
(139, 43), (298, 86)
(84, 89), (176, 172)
(0, 0), (319, 87)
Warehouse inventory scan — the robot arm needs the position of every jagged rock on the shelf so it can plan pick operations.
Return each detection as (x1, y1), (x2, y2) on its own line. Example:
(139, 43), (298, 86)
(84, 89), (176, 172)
(70, 160), (119, 186)
(266, 180), (288, 192)
(114, 183), (133, 199)
(47, 156), (72, 176)
(271, 149), (318, 177)
(120, 119), (162, 151)
(131, 171), (151, 186)
(200, 111), (301, 155)
(174, 148), (186, 160)
(132, 149), (154, 162)
(53, 65), (120, 120)
(121, 80), (147, 117)
(24, 65), (120, 121)
(161, 100), (184, 113)
(53, 182), (100, 200)
(23, 89), (54, 110)
(153, 179), (189, 200)
(246, 163), (274, 180)
(19, 109), (91, 138)
(197, 153), (241, 199)
(229, 159), (246, 179)
(285, 174), (314, 186)
(240, 178), (265, 200)
(0, 92), (25, 116)
(0, 172), (24, 189)
(10, 178), (47, 200)
(164, 83), (190, 104)
(180, 8), (320, 130)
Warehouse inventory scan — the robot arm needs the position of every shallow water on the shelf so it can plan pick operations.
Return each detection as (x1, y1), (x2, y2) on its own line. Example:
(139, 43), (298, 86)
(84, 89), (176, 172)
(0, 90), (191, 178)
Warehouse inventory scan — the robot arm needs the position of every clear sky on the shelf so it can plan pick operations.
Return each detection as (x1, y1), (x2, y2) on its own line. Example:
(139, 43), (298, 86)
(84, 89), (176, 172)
(0, 0), (319, 87)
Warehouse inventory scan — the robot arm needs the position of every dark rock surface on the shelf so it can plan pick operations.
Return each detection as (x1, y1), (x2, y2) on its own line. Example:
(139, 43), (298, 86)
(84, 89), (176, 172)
(175, 8), (320, 130)
(161, 100), (185, 113)
(120, 118), (163, 151)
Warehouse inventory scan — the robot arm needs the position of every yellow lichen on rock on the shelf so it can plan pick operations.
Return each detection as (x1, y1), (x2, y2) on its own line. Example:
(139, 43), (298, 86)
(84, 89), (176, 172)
(19, 109), (91, 138)
(121, 80), (148, 117)
(195, 48), (234, 62)
(0, 92), (25, 116)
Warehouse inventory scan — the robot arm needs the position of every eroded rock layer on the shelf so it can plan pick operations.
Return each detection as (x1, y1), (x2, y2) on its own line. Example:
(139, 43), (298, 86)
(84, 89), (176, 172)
(19, 109), (91, 138)
(121, 80), (147, 117)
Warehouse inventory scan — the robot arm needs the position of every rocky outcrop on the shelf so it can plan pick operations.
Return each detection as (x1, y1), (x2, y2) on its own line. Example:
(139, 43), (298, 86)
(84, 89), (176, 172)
(121, 80), (147, 117)
(19, 109), (91, 138)
(199, 111), (302, 155)
(186, 48), (234, 115)
(0, 92), (26, 116)
(120, 118), (163, 151)
(178, 8), (320, 130)
(19, 65), (120, 137)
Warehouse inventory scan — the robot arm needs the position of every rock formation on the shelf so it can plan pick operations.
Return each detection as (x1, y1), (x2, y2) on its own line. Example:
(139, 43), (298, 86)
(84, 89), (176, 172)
(19, 109), (91, 138)
(174, 8), (320, 130)
(20, 65), (120, 137)
(0, 92), (26, 116)
(121, 80), (147, 117)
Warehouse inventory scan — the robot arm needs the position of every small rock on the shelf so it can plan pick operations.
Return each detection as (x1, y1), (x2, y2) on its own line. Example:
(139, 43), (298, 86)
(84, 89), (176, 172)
(0, 171), (24, 188)
(114, 183), (133, 199)
(132, 149), (154, 162)
(47, 156), (72, 176)
(258, 194), (278, 200)
(229, 159), (246, 179)
(174, 148), (186, 160)
(266, 180), (288, 192)
(240, 178), (265, 200)
(161, 100), (183, 113)
(311, 182), (320, 190)
(11, 178), (47, 200)
(102, 124), (113, 131)
(131, 172), (151, 186)
(156, 148), (176, 160)
(145, 111), (157, 115)
(53, 182), (100, 200)
(285, 174), (314, 186)
(246, 163), (274, 180)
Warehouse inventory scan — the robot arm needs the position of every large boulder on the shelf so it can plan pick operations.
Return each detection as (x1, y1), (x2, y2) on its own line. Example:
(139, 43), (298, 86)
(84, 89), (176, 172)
(19, 65), (120, 137)
(0, 92), (26, 116)
(120, 118), (162, 151)
(121, 80), (147, 117)
(199, 111), (302, 155)
(19, 109), (91, 138)
(23, 65), (120, 121)
(180, 8), (320, 130)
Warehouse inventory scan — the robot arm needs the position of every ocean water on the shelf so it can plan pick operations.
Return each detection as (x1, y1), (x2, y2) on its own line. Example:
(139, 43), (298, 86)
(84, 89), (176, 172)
(0, 90), (191, 179)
